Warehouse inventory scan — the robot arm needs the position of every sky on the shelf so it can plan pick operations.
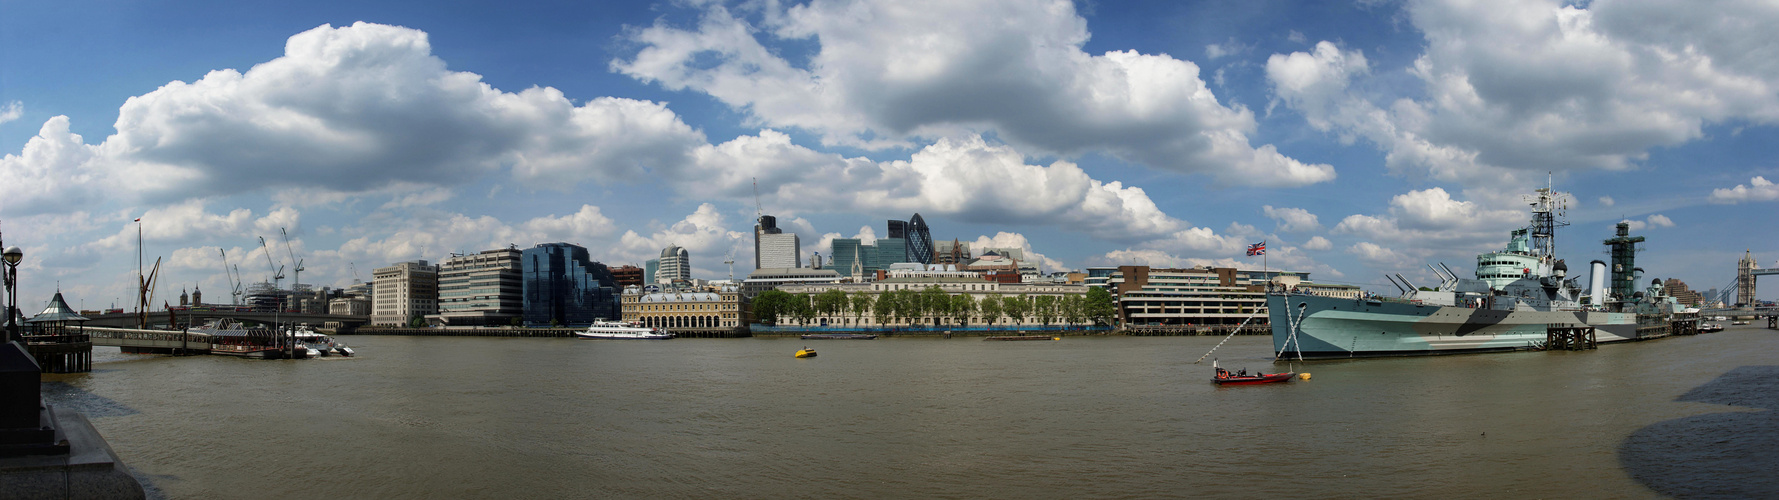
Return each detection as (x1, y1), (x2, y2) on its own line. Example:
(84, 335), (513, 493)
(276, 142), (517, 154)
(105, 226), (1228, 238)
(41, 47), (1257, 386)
(2, 0), (1776, 313)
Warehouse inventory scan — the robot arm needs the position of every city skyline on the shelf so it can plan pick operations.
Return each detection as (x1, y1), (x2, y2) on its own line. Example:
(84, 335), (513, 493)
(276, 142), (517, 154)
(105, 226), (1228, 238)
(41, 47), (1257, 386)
(2, 0), (1777, 311)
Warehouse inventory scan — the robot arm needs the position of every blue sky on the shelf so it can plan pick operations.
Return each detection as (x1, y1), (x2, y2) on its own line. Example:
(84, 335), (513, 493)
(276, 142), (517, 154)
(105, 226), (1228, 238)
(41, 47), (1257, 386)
(2, 0), (1776, 312)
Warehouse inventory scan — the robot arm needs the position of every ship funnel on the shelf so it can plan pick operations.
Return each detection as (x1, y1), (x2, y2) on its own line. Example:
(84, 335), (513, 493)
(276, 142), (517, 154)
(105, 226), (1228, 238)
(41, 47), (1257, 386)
(1589, 260), (1607, 304)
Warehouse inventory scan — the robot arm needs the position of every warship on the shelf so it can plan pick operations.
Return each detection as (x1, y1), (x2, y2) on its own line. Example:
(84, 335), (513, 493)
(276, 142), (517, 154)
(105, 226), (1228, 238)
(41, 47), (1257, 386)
(1270, 182), (1696, 359)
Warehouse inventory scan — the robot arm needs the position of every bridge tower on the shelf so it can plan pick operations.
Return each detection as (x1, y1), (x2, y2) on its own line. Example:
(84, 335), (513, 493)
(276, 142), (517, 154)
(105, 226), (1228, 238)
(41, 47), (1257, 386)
(1738, 250), (1757, 307)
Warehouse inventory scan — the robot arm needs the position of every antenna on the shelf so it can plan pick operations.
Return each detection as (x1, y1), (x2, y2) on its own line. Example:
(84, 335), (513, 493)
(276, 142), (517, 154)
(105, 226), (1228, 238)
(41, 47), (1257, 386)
(280, 227), (304, 291)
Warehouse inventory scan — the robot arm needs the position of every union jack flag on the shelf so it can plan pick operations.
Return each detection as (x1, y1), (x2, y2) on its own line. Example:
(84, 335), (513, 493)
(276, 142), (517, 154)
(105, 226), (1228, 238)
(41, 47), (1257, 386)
(1246, 241), (1266, 256)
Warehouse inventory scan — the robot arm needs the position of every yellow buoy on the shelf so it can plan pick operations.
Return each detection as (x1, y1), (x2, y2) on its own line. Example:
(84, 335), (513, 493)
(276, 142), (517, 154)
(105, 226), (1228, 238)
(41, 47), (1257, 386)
(1299, 373), (1312, 380)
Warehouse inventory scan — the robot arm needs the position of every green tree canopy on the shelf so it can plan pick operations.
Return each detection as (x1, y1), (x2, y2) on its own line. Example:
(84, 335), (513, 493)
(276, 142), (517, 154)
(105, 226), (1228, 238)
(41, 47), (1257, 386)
(979, 293), (1004, 326)
(752, 289), (793, 325)
(1084, 286), (1117, 326)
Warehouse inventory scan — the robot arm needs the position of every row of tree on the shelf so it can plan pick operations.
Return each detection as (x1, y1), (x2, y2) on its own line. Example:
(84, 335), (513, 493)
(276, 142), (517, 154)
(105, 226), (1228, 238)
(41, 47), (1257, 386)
(752, 286), (1118, 328)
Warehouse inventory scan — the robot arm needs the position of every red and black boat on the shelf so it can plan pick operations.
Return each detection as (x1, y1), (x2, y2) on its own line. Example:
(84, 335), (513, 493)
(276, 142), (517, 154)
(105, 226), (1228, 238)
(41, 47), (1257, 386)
(1212, 364), (1294, 385)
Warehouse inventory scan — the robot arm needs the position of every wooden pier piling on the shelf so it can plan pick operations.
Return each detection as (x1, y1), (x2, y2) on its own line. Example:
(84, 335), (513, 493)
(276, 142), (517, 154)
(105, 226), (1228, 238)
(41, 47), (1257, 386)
(1545, 324), (1597, 351)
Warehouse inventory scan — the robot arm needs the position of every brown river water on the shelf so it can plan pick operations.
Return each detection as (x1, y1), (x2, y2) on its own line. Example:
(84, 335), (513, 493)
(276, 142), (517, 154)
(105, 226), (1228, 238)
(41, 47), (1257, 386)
(41, 325), (1779, 499)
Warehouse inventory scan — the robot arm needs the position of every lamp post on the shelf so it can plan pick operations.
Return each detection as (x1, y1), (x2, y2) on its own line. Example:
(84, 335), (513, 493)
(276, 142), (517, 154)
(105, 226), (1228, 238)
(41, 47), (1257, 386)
(3, 245), (21, 343)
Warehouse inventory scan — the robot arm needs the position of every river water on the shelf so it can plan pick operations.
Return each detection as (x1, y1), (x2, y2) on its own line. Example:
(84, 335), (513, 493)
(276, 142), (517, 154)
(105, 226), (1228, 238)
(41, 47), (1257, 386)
(41, 326), (1779, 499)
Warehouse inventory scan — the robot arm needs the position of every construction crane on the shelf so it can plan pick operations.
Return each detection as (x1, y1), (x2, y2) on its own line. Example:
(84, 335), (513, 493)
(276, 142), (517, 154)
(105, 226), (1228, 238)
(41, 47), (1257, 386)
(350, 262), (362, 284)
(753, 176), (762, 223)
(258, 236), (285, 289)
(280, 227), (304, 290)
(724, 247), (736, 282)
(219, 248), (244, 305)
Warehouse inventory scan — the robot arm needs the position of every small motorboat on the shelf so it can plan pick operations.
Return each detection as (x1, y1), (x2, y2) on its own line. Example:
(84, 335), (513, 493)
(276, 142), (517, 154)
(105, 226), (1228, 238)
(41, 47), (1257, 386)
(794, 348), (817, 358)
(336, 345), (355, 357)
(1212, 362), (1293, 385)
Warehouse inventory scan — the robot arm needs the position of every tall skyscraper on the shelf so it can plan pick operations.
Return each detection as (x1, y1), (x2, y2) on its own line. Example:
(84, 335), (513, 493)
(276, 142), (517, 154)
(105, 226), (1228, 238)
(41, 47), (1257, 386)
(644, 258), (659, 286)
(658, 245), (691, 284)
(906, 213), (934, 265)
(758, 232), (801, 269)
(521, 243), (620, 326)
(754, 215), (782, 269)
(886, 219), (907, 239)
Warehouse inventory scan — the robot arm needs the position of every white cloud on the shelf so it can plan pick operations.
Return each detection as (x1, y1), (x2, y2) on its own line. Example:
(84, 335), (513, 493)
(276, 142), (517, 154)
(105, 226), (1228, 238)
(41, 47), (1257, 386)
(1204, 38), (1252, 60)
(1287, 30), (1307, 43)
(1709, 176), (1779, 204)
(1267, 1), (1779, 189)
(617, 203), (749, 275)
(1302, 236), (1332, 251)
(0, 116), (100, 214)
(970, 232), (1066, 272)
(1333, 187), (1525, 266)
(11, 22), (707, 211)
(1262, 205), (1322, 232)
(1598, 195), (1615, 207)
(614, 0), (1334, 187)
(88, 200), (257, 251)
(687, 131), (1185, 242)
(1348, 241), (1412, 269)
(1619, 213), (1676, 231)
(0, 101), (21, 124)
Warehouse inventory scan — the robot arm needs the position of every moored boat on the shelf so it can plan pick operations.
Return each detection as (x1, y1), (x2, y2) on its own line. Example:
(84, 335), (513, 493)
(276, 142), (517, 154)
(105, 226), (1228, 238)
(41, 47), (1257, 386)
(1213, 366), (1295, 385)
(984, 336), (1058, 341)
(1272, 181), (1693, 359)
(800, 333), (878, 340)
(575, 320), (673, 339)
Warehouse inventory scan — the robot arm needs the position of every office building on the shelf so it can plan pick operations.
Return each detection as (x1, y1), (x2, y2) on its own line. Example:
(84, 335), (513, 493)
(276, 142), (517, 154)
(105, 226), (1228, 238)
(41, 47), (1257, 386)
(741, 268), (843, 299)
(657, 245), (691, 285)
(371, 260), (439, 327)
(758, 232), (801, 269)
(521, 243), (620, 327)
(644, 259), (659, 287)
(438, 248), (523, 326)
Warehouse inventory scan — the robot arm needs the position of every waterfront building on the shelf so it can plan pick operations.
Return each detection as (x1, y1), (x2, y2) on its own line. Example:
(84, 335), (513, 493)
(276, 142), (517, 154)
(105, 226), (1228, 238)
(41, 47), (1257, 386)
(1107, 266), (1308, 329)
(328, 296), (370, 316)
(621, 284), (749, 337)
(777, 277), (1090, 328)
(612, 265), (644, 289)
(758, 232), (801, 269)
(1084, 267), (1117, 288)
(371, 260), (439, 327)
(438, 248), (523, 326)
(741, 268), (842, 299)
(521, 243), (620, 327)
(657, 245), (691, 285)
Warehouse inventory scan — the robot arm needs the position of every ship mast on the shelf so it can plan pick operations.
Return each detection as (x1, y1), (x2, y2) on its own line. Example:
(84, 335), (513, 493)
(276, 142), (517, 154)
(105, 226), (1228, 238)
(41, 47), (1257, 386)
(1523, 173), (1569, 263)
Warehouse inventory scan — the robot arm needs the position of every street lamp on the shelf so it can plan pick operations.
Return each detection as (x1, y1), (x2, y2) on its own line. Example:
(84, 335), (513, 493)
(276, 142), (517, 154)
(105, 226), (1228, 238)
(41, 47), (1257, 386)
(3, 245), (21, 343)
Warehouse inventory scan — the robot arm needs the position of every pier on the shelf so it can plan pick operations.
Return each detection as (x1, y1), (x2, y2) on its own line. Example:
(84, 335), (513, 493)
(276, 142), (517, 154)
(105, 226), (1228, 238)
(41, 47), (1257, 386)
(1545, 324), (1597, 350)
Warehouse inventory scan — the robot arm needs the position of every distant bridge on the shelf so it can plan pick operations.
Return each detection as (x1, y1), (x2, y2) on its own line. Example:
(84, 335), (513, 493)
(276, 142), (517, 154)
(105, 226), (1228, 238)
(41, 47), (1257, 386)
(78, 310), (370, 330)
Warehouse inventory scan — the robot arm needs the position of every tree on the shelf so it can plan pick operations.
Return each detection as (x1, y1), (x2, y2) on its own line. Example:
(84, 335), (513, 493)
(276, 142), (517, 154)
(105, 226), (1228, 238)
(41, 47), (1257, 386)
(919, 286), (949, 327)
(1002, 294), (1031, 326)
(815, 289), (850, 323)
(979, 293), (1004, 327)
(1033, 295), (1058, 326)
(1061, 294), (1087, 326)
(409, 314), (427, 328)
(872, 290), (897, 326)
(787, 293), (816, 325)
(949, 293), (976, 327)
(850, 292), (874, 326)
(753, 289), (793, 325)
(1084, 286), (1117, 326)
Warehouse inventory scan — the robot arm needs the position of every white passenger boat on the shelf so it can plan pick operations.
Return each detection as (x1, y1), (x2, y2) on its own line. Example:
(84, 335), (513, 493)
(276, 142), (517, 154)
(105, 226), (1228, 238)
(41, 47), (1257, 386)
(574, 320), (673, 340)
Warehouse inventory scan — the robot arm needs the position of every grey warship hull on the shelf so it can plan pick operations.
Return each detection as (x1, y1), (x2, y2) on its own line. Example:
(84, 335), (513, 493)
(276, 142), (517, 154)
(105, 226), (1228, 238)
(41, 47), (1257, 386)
(1269, 294), (1646, 359)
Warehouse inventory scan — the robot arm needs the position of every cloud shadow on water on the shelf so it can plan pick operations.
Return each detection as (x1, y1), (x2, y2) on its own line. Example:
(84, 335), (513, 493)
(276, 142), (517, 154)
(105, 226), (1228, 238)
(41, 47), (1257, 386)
(1620, 365), (1779, 498)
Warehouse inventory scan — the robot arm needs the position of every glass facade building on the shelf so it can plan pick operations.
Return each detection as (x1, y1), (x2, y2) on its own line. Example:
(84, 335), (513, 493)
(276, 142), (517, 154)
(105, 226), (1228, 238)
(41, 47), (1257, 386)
(521, 242), (620, 327)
